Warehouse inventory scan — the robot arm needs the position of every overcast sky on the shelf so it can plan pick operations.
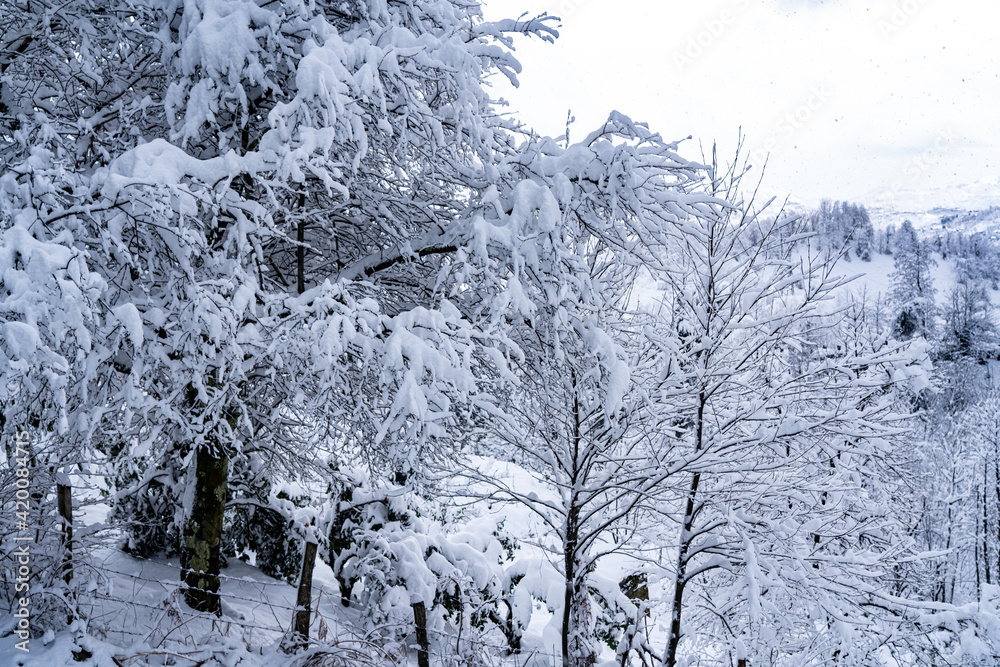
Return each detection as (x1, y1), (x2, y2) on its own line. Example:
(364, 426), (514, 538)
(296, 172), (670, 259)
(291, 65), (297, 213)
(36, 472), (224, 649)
(482, 0), (1000, 208)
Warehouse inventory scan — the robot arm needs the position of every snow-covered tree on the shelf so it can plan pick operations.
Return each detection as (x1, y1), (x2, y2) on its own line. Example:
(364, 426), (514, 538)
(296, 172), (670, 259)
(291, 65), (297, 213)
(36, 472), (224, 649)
(970, 394), (1000, 595)
(452, 126), (724, 667)
(8, 1), (991, 664)
(848, 202), (875, 262)
(1, 0), (564, 615)
(472, 314), (650, 667)
(889, 220), (936, 341)
(806, 200), (873, 262)
(941, 270), (997, 362)
(0, 0), (154, 624)
(646, 169), (927, 666)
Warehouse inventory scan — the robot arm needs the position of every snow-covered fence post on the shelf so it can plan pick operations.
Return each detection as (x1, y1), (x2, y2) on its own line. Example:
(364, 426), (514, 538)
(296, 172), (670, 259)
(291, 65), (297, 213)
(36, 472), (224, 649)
(56, 477), (72, 585)
(293, 541), (318, 640)
(412, 599), (430, 667)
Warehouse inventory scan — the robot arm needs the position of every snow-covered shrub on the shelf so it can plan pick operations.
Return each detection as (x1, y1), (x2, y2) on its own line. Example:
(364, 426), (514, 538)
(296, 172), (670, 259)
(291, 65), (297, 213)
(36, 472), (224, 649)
(0, 460), (70, 635)
(324, 473), (514, 661)
(108, 439), (189, 558)
(223, 451), (320, 584)
(327, 479), (434, 637)
(592, 573), (644, 654)
(0, 444), (115, 638)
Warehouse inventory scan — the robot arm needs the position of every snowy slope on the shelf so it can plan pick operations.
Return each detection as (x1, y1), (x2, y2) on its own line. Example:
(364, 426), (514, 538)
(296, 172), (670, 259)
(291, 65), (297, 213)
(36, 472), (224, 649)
(2, 458), (654, 667)
(865, 176), (1000, 223)
(832, 251), (1000, 310)
(0, 539), (369, 667)
(864, 175), (1000, 238)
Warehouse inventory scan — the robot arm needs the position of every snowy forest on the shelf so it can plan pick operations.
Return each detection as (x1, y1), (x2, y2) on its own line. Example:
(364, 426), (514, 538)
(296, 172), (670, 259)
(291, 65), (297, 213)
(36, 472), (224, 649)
(2, 1), (1000, 666)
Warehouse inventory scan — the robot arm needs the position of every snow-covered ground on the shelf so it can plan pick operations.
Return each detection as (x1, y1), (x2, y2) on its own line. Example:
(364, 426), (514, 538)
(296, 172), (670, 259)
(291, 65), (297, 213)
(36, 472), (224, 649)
(0, 508), (375, 667)
(4, 456), (657, 667)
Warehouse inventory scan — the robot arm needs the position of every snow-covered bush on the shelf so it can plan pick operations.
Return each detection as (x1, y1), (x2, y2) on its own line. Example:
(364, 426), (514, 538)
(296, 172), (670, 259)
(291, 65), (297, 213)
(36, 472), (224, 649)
(324, 473), (517, 661)
(109, 438), (189, 558)
(224, 452), (319, 584)
(0, 459), (74, 636)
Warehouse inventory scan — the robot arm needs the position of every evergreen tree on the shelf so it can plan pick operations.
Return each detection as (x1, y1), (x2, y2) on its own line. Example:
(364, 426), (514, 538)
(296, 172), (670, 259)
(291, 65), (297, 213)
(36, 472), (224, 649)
(889, 220), (936, 340)
(848, 202), (875, 261)
(806, 200), (874, 261)
(941, 272), (996, 362)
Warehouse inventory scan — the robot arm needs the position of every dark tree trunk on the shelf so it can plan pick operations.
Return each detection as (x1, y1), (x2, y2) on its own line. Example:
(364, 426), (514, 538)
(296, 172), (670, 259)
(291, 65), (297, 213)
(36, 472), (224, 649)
(977, 479), (983, 597)
(181, 444), (229, 615)
(665, 472), (699, 667)
(293, 541), (318, 639)
(562, 527), (576, 667)
(985, 459), (992, 586)
(296, 218), (306, 295)
(562, 372), (596, 667)
(57, 482), (73, 585)
(562, 544), (596, 667)
(665, 397), (705, 667)
(994, 449), (1000, 582)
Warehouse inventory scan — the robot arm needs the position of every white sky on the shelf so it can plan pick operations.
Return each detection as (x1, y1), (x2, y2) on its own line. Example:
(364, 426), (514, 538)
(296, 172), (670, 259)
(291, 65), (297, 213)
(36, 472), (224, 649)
(482, 0), (1000, 207)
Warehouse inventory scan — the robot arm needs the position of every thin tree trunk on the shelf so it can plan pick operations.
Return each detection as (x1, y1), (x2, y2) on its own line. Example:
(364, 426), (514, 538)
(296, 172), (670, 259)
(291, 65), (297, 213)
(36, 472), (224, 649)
(946, 467), (957, 604)
(563, 515), (582, 667)
(977, 472), (984, 597)
(564, 370), (578, 667)
(293, 541), (318, 639)
(296, 218), (306, 295)
(665, 396), (705, 667)
(994, 446), (1000, 582)
(985, 459), (992, 586)
(182, 444), (229, 615)
(562, 371), (596, 667)
(665, 471), (699, 667)
(563, 539), (574, 667)
(57, 482), (73, 585)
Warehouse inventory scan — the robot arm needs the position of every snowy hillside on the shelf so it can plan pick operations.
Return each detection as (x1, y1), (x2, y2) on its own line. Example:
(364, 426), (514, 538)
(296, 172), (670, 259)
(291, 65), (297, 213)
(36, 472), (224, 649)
(835, 251), (1000, 309)
(865, 176), (1000, 238)
(866, 175), (1000, 214)
(0, 460), (649, 667)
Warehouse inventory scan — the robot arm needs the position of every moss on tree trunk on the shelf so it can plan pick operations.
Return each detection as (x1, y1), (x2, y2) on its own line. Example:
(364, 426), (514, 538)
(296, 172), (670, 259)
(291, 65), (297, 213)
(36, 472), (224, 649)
(182, 443), (229, 615)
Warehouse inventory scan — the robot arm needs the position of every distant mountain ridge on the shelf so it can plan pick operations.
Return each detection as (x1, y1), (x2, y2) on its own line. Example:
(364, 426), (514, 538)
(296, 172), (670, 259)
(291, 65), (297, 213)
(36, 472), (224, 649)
(862, 177), (1000, 239)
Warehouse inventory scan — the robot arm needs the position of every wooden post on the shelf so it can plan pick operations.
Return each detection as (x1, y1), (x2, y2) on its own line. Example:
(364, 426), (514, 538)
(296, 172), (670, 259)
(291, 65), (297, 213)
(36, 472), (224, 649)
(412, 600), (430, 667)
(738, 659), (747, 667)
(294, 541), (318, 639)
(57, 483), (73, 584)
